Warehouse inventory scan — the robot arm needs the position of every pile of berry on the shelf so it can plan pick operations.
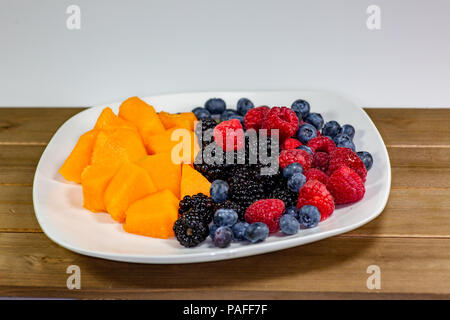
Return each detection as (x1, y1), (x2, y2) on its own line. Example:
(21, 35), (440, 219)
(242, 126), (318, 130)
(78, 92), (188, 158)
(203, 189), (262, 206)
(173, 97), (374, 248)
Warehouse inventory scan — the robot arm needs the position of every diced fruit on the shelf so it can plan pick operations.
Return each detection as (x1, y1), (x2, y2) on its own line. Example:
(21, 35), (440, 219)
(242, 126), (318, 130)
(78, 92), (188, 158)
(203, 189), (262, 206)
(123, 189), (179, 239)
(59, 129), (99, 183)
(180, 164), (211, 198)
(91, 128), (147, 166)
(118, 96), (165, 146)
(94, 107), (137, 131)
(104, 161), (158, 222)
(145, 128), (199, 164)
(158, 111), (193, 131)
(81, 163), (119, 212)
(137, 153), (182, 198)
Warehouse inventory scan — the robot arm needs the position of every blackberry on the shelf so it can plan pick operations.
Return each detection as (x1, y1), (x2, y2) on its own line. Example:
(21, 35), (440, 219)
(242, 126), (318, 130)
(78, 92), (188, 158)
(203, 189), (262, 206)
(215, 200), (246, 221)
(227, 164), (255, 186)
(173, 213), (209, 248)
(253, 163), (284, 195)
(229, 179), (265, 208)
(244, 133), (280, 166)
(178, 193), (216, 224)
(193, 147), (230, 182)
(270, 188), (298, 207)
(194, 118), (217, 148)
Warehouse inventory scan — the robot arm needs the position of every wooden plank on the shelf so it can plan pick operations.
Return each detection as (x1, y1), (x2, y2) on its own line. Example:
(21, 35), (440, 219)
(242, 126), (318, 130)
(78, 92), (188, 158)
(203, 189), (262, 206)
(0, 233), (448, 298)
(0, 145), (45, 185)
(0, 108), (83, 144)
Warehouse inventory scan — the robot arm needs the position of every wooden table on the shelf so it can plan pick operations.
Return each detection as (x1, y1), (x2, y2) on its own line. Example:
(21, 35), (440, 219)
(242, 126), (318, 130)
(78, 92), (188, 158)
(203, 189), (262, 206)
(0, 108), (449, 299)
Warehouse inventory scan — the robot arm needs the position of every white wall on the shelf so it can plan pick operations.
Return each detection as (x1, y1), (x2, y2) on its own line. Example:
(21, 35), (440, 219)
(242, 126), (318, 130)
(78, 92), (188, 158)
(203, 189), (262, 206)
(1, 0), (449, 107)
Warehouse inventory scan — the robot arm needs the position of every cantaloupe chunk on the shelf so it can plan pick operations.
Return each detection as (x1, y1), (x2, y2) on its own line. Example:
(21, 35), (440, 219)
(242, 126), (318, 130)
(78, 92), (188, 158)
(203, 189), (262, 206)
(123, 189), (179, 239)
(180, 163), (211, 198)
(91, 128), (147, 166)
(104, 161), (158, 222)
(81, 163), (119, 212)
(145, 128), (199, 164)
(94, 107), (137, 131)
(137, 153), (182, 198)
(59, 129), (99, 183)
(158, 111), (193, 131)
(118, 97), (165, 148)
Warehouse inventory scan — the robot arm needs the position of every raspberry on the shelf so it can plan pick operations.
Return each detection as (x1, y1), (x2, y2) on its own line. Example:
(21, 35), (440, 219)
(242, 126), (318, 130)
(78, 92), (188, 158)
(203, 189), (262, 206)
(312, 151), (330, 172)
(244, 199), (285, 233)
(281, 138), (302, 150)
(327, 147), (367, 182)
(304, 168), (329, 185)
(244, 106), (270, 131)
(297, 179), (334, 221)
(213, 119), (244, 151)
(307, 136), (336, 154)
(262, 107), (299, 142)
(278, 149), (313, 170)
(326, 166), (365, 204)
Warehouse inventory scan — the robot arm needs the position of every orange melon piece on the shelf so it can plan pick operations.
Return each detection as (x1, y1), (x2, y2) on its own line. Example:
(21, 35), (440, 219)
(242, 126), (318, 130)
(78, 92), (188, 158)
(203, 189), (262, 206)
(59, 129), (99, 183)
(137, 153), (182, 198)
(104, 161), (158, 222)
(180, 163), (211, 198)
(158, 111), (193, 131)
(123, 189), (179, 239)
(145, 128), (199, 164)
(118, 97), (165, 147)
(81, 163), (120, 212)
(94, 107), (137, 131)
(91, 128), (147, 166)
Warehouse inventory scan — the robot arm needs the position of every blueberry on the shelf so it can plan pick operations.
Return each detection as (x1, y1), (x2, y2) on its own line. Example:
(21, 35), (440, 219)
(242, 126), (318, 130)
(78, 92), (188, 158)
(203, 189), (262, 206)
(296, 145), (313, 155)
(220, 109), (237, 122)
(209, 224), (218, 240)
(337, 140), (356, 152)
(213, 208), (238, 227)
(279, 214), (300, 235)
(205, 98), (226, 114)
(305, 113), (324, 130)
(214, 226), (233, 248)
(322, 121), (341, 138)
(228, 114), (245, 127)
(283, 162), (303, 179)
(237, 98), (254, 116)
(244, 222), (269, 243)
(333, 133), (352, 146)
(284, 206), (299, 220)
(210, 180), (229, 203)
(357, 151), (373, 171)
(340, 124), (355, 139)
(298, 205), (321, 228)
(287, 173), (306, 192)
(232, 222), (249, 241)
(291, 99), (310, 120)
(296, 123), (317, 144)
(192, 107), (211, 120)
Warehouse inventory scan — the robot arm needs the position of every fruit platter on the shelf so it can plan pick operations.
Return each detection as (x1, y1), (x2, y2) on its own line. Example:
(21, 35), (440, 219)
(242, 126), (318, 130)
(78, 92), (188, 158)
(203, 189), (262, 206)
(33, 91), (391, 263)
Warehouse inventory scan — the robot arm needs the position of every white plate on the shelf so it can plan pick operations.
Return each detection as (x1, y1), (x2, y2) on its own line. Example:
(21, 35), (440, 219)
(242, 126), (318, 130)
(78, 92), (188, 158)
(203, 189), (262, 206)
(33, 91), (391, 264)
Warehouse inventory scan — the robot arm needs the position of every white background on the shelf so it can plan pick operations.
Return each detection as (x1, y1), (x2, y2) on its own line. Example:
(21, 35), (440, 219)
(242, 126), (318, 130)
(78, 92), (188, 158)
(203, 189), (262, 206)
(1, 0), (449, 108)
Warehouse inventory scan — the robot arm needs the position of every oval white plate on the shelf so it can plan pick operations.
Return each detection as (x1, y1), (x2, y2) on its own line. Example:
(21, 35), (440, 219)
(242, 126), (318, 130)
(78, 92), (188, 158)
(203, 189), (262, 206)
(33, 91), (391, 264)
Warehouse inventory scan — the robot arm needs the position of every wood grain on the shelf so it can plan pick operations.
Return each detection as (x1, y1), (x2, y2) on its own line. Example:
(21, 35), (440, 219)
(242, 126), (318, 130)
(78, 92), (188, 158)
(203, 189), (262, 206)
(0, 108), (449, 298)
(0, 233), (449, 298)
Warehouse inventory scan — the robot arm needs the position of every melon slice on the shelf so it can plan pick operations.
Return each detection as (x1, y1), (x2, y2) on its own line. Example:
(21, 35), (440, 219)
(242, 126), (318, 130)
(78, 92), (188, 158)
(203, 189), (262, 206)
(137, 153), (182, 198)
(158, 111), (193, 131)
(145, 128), (199, 164)
(118, 97), (165, 148)
(180, 163), (211, 198)
(94, 107), (137, 131)
(123, 189), (179, 239)
(81, 163), (120, 212)
(59, 129), (99, 183)
(91, 128), (147, 166)
(104, 161), (158, 222)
